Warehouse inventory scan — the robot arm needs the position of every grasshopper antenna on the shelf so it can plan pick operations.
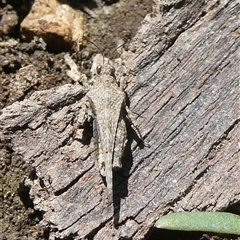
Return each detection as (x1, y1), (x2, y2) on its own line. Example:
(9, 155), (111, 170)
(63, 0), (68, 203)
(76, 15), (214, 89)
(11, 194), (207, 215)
(87, 39), (126, 65)
(109, 41), (126, 57)
(85, 39), (104, 68)
(86, 39), (126, 77)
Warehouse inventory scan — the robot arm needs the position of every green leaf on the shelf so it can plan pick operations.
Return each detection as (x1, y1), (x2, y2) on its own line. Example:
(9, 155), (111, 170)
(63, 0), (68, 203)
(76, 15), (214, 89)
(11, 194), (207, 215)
(155, 212), (240, 235)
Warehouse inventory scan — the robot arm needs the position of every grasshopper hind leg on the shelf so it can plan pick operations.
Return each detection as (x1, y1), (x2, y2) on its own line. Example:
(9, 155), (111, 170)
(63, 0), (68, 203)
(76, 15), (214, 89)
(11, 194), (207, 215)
(113, 117), (127, 170)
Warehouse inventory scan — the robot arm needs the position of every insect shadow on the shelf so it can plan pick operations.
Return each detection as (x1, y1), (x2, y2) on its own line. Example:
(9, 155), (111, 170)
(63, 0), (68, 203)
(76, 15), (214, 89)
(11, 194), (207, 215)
(112, 103), (144, 226)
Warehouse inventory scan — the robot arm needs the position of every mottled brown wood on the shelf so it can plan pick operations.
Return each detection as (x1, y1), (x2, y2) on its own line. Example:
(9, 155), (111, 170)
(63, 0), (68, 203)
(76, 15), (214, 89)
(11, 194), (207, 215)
(0, 0), (239, 239)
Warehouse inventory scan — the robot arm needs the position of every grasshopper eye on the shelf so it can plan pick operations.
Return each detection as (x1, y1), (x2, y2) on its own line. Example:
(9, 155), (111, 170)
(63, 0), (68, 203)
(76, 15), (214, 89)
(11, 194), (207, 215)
(97, 65), (102, 74)
(110, 66), (115, 77)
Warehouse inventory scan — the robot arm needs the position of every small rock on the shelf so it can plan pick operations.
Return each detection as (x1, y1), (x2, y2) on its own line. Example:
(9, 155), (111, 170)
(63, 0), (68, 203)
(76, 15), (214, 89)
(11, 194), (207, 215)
(9, 65), (40, 100)
(0, 38), (18, 48)
(20, 0), (84, 52)
(0, 9), (19, 35)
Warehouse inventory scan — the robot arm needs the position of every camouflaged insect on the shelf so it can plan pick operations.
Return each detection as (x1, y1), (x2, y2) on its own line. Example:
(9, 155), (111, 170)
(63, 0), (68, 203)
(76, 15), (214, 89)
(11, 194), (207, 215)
(85, 54), (128, 201)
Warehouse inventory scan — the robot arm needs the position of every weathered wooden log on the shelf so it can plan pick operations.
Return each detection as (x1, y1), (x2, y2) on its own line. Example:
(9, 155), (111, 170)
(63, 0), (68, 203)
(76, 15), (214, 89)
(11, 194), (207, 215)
(0, 0), (239, 239)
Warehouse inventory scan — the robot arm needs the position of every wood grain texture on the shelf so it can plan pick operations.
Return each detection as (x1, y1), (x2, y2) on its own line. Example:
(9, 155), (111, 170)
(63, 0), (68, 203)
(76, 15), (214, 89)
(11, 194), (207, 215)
(0, 0), (239, 239)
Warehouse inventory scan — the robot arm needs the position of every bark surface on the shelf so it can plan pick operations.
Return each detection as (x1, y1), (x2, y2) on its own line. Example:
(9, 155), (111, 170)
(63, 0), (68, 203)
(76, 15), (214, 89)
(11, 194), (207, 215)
(0, 0), (239, 239)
